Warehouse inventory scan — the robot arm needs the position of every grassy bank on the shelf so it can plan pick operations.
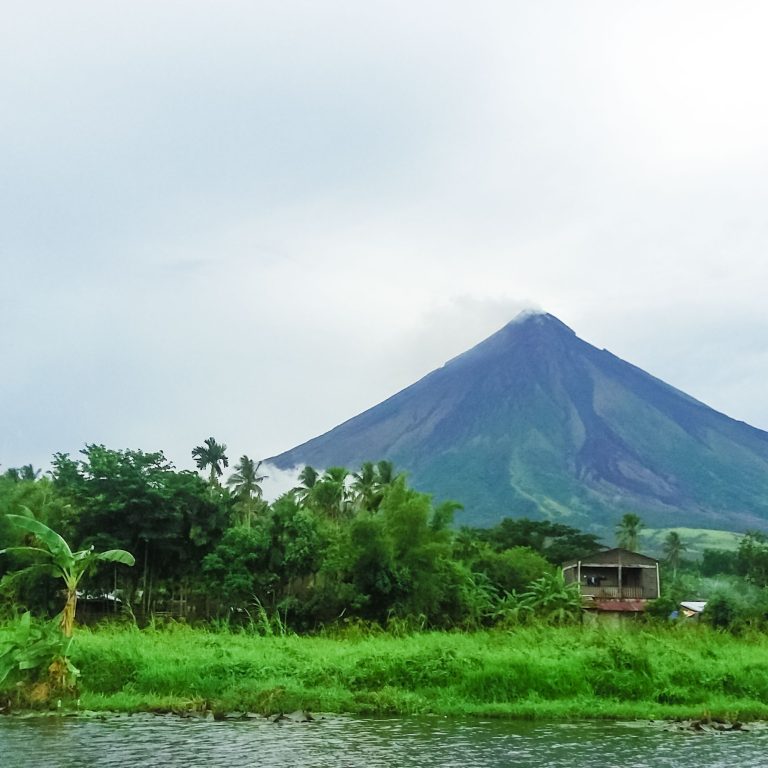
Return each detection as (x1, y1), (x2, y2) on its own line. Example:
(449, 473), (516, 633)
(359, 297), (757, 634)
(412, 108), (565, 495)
(0, 623), (749, 720)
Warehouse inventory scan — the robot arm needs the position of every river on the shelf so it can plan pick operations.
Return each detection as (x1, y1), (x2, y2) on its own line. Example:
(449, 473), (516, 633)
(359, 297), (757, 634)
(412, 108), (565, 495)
(2, 714), (765, 767)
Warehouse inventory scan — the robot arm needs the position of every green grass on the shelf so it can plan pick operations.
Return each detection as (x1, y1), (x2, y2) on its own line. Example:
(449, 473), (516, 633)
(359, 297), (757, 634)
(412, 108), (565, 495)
(7, 623), (764, 720)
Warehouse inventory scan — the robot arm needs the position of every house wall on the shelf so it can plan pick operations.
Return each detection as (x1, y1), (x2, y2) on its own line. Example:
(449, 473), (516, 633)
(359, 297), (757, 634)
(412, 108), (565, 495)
(641, 566), (659, 598)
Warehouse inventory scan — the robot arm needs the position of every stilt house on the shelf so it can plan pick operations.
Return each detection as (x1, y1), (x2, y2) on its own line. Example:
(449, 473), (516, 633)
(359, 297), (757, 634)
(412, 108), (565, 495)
(562, 548), (660, 622)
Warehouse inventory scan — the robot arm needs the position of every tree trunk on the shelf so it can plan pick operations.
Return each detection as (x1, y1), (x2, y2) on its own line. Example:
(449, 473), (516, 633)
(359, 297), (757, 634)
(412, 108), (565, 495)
(61, 588), (77, 638)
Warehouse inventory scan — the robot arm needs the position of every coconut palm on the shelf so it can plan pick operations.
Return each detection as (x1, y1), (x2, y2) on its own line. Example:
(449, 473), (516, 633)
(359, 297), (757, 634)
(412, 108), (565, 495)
(375, 460), (397, 486)
(3, 465), (40, 482)
(192, 437), (229, 486)
(293, 465), (319, 504)
(18, 465), (41, 482)
(226, 455), (268, 528)
(616, 513), (644, 551)
(351, 460), (399, 512)
(351, 462), (378, 510)
(663, 531), (686, 579)
(311, 467), (352, 520)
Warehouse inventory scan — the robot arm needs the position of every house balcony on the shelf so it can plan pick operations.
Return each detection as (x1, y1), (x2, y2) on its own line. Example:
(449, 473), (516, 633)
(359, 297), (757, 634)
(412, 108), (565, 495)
(580, 586), (649, 599)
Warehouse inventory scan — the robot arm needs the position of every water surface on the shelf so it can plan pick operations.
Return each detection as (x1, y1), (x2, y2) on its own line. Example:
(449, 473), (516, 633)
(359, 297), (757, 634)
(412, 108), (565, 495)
(2, 714), (765, 768)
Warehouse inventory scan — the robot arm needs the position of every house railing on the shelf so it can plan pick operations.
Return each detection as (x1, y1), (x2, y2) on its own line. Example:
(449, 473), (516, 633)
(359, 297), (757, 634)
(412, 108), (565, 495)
(580, 586), (648, 599)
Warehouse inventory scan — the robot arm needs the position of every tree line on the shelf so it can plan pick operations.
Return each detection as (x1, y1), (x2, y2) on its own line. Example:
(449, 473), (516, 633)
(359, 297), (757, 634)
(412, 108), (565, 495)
(0, 439), (607, 630)
(3, 439), (767, 633)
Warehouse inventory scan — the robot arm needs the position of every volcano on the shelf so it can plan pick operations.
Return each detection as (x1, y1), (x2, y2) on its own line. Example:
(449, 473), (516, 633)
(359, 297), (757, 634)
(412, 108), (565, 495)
(269, 312), (768, 532)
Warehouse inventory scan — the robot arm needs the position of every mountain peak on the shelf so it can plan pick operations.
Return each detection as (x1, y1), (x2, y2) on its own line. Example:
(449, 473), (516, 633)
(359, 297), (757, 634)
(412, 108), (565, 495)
(269, 314), (768, 534)
(505, 310), (575, 335)
(509, 308), (549, 324)
(445, 310), (576, 369)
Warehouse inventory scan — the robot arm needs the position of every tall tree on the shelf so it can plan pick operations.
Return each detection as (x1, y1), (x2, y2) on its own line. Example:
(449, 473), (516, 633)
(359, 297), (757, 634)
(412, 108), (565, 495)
(192, 437), (229, 486)
(311, 467), (352, 520)
(375, 460), (396, 485)
(226, 456), (268, 529)
(663, 531), (686, 578)
(351, 462), (378, 510)
(18, 465), (41, 482)
(471, 518), (602, 564)
(736, 531), (768, 587)
(351, 460), (400, 512)
(616, 513), (644, 551)
(3, 466), (42, 482)
(293, 465), (319, 504)
(51, 445), (228, 615)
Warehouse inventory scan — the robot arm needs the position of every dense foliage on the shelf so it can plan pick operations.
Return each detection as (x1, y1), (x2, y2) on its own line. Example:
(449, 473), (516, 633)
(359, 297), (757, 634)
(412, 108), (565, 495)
(0, 443), (607, 631)
(2, 441), (768, 635)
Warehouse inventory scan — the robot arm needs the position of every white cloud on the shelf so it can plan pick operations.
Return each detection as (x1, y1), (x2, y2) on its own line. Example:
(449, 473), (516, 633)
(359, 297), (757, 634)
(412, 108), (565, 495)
(259, 464), (304, 504)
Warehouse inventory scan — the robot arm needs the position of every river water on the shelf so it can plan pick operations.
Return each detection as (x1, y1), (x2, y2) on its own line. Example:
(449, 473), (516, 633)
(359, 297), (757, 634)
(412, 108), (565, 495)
(1, 714), (766, 768)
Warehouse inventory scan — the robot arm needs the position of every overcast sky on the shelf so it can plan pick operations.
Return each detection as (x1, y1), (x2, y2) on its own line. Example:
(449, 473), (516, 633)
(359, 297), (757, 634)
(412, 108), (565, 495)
(2, 1), (768, 480)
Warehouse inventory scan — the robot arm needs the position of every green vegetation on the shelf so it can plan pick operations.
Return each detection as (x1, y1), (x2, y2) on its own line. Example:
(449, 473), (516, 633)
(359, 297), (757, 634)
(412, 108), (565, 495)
(2, 444), (600, 632)
(0, 623), (763, 720)
(5, 441), (768, 719)
(0, 612), (76, 697)
(0, 516), (133, 699)
(226, 456), (268, 529)
(616, 513), (644, 551)
(191, 437), (230, 487)
(1, 514), (134, 638)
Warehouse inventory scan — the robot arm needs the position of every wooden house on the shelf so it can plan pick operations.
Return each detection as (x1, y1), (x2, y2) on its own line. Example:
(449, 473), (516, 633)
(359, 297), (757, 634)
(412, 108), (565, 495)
(562, 548), (660, 622)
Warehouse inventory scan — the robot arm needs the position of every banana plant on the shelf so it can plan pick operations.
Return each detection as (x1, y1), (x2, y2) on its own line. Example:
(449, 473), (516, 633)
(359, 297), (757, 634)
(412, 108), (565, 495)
(1, 512), (135, 637)
(0, 611), (77, 690)
(518, 571), (583, 625)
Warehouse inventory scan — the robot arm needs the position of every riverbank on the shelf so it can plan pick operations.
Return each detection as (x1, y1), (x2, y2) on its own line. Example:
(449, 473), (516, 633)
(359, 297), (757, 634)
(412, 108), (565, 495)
(7, 623), (768, 720)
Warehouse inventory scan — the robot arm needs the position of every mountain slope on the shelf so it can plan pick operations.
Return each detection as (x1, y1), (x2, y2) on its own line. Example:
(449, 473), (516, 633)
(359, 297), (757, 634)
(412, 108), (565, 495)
(269, 312), (768, 532)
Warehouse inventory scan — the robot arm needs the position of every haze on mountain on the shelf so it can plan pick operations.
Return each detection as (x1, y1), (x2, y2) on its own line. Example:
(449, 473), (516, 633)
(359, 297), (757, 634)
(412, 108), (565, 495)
(269, 311), (768, 534)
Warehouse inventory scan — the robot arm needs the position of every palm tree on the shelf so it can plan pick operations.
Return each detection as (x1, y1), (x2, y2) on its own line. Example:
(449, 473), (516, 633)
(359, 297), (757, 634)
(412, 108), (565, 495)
(616, 513), (644, 551)
(19, 465), (41, 482)
(192, 437), (229, 486)
(293, 465), (319, 504)
(351, 462), (378, 510)
(311, 467), (351, 520)
(351, 460), (399, 512)
(663, 531), (686, 579)
(375, 460), (397, 486)
(226, 455), (268, 528)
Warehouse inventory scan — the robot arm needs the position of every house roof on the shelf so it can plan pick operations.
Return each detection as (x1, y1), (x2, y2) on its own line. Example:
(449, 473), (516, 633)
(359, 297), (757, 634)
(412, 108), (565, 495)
(680, 601), (707, 613)
(562, 547), (659, 568)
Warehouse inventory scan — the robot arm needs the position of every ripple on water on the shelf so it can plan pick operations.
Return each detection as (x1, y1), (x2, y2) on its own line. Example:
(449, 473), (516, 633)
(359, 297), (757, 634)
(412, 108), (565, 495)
(2, 715), (767, 768)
